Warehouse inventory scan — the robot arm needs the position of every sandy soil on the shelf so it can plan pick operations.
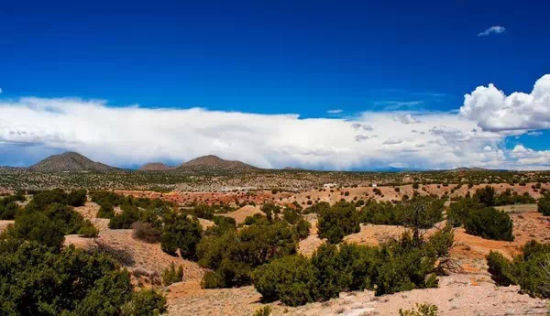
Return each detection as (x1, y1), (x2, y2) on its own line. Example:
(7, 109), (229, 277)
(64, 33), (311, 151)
(166, 274), (548, 316)
(0, 220), (14, 233)
(219, 205), (263, 224)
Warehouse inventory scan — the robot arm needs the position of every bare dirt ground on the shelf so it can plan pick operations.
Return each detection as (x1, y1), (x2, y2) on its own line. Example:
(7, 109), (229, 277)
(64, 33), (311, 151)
(0, 220), (14, 233)
(62, 184), (550, 315)
(165, 274), (548, 316)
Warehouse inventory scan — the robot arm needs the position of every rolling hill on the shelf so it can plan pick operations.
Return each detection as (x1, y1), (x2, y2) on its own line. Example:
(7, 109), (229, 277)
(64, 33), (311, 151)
(177, 155), (258, 173)
(29, 152), (118, 172)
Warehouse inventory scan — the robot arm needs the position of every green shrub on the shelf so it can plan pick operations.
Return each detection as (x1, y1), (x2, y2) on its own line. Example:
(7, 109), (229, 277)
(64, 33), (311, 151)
(97, 203), (116, 218)
(121, 289), (166, 316)
(283, 208), (300, 224)
(473, 186), (496, 207)
(161, 214), (202, 260)
(0, 239), (161, 315)
(67, 189), (87, 207)
(201, 270), (225, 288)
(399, 303), (439, 316)
(464, 207), (514, 241)
(487, 251), (515, 285)
(198, 220), (297, 288)
(161, 262), (184, 286)
(78, 220), (99, 238)
(109, 204), (141, 229)
(487, 240), (550, 298)
(0, 198), (21, 220)
(3, 211), (65, 249)
(318, 201), (360, 243)
(538, 193), (550, 216)
(252, 255), (318, 306)
(425, 225), (454, 257)
(252, 306), (272, 316)
(361, 196), (444, 229)
(296, 219), (311, 239)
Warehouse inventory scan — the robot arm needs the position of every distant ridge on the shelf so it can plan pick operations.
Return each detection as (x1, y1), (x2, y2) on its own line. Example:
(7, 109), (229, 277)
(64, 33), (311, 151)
(139, 162), (174, 171)
(177, 155), (258, 173)
(29, 152), (118, 172)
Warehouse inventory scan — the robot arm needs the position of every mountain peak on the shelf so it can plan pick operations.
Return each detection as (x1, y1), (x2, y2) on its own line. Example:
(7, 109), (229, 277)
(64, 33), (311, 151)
(29, 152), (117, 172)
(178, 155), (258, 173)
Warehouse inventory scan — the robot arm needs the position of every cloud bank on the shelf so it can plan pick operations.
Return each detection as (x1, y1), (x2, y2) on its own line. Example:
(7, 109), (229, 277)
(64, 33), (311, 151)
(0, 75), (549, 170)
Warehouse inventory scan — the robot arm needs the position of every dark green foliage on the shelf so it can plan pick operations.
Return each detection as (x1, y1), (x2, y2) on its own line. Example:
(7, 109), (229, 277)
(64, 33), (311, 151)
(464, 207), (514, 241)
(473, 186), (496, 206)
(206, 215), (237, 236)
(252, 255), (318, 306)
(296, 219), (311, 239)
(487, 251), (515, 286)
(494, 189), (535, 205)
(0, 194), (22, 220)
(78, 220), (99, 238)
(90, 190), (125, 207)
(538, 193), (550, 216)
(360, 196), (444, 228)
(0, 239), (160, 316)
(425, 225), (454, 257)
(447, 197), (478, 227)
(3, 211), (66, 249)
(161, 262), (184, 285)
(109, 204), (140, 229)
(27, 188), (68, 210)
(121, 289), (167, 316)
(261, 203), (281, 220)
(283, 208), (300, 224)
(67, 189), (87, 207)
(197, 220), (297, 288)
(303, 201), (330, 214)
(244, 213), (265, 225)
(161, 214), (202, 259)
(97, 204), (115, 218)
(189, 204), (215, 219)
(487, 240), (550, 298)
(253, 231), (452, 306)
(43, 203), (85, 234)
(318, 201), (361, 243)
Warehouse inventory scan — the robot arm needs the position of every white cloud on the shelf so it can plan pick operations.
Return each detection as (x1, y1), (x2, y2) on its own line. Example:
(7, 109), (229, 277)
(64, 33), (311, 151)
(477, 25), (506, 37)
(460, 74), (550, 131)
(327, 109), (343, 114)
(0, 96), (548, 170)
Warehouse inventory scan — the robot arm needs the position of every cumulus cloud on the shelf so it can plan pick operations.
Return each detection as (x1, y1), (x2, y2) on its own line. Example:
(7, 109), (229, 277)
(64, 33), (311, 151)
(477, 25), (506, 36)
(0, 96), (548, 170)
(460, 74), (550, 131)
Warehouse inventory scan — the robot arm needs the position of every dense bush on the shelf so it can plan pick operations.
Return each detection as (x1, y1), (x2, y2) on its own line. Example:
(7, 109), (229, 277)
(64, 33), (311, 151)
(78, 219), (99, 238)
(67, 189), (87, 207)
(0, 194), (23, 220)
(161, 262), (184, 286)
(2, 211), (66, 249)
(97, 203), (116, 218)
(121, 289), (166, 316)
(109, 204), (141, 229)
(296, 218), (311, 239)
(253, 229), (453, 306)
(161, 214), (202, 259)
(361, 196), (444, 228)
(0, 239), (165, 315)
(318, 201), (360, 243)
(303, 201), (330, 214)
(252, 255), (318, 306)
(197, 220), (297, 288)
(538, 193), (550, 216)
(464, 207), (514, 241)
(487, 240), (550, 298)
(495, 189), (535, 205)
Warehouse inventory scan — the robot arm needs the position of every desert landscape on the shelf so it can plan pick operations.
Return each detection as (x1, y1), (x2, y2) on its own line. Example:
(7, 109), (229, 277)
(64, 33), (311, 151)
(1, 152), (549, 315)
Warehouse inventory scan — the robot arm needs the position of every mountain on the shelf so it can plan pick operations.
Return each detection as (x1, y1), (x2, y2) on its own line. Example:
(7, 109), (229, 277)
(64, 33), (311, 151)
(29, 152), (118, 172)
(139, 162), (174, 171)
(177, 155), (258, 173)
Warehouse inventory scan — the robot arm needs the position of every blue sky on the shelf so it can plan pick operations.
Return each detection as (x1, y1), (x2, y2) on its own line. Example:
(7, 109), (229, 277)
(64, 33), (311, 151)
(0, 0), (549, 169)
